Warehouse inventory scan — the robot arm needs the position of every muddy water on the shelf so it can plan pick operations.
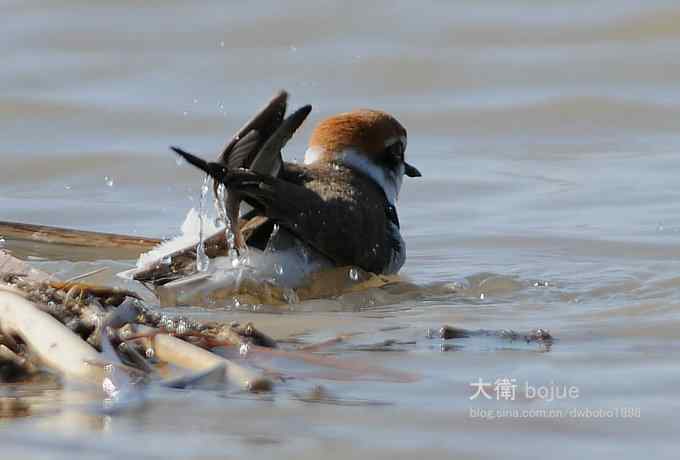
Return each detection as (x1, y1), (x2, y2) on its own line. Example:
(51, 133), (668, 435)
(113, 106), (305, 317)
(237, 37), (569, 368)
(2, 1), (680, 458)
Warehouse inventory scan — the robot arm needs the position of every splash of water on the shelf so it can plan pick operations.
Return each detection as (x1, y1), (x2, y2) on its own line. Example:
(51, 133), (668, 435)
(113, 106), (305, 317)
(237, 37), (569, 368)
(214, 182), (228, 228)
(196, 174), (210, 272)
(264, 224), (280, 254)
(215, 182), (246, 269)
(349, 267), (359, 282)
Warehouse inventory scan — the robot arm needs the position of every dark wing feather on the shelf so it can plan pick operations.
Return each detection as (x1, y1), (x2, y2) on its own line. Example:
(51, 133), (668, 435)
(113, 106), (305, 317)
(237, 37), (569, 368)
(250, 104), (312, 177)
(218, 90), (287, 168)
(226, 130), (261, 170)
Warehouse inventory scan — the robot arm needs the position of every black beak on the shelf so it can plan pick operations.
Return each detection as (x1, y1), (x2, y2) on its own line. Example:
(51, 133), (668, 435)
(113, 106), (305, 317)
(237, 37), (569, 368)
(404, 162), (422, 177)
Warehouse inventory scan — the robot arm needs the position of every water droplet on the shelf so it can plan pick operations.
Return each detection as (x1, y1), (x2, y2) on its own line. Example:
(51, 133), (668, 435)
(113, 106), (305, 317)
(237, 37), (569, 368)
(219, 40), (225, 48)
(657, 222), (665, 232)
(193, 98), (199, 104)
(64, 184), (71, 190)
(196, 247), (209, 272)
(104, 176), (114, 187)
(0, 236), (5, 248)
(239, 343), (250, 356)
(283, 288), (299, 304)
(161, 316), (175, 332)
(214, 183), (239, 256)
(102, 377), (118, 397)
(349, 267), (359, 281)
(479, 293), (485, 300)
(274, 264), (284, 276)
(264, 224), (281, 253)
(175, 156), (185, 166)
(182, 111), (188, 116)
(289, 45), (297, 52)
(214, 184), (226, 221)
(218, 102), (225, 111)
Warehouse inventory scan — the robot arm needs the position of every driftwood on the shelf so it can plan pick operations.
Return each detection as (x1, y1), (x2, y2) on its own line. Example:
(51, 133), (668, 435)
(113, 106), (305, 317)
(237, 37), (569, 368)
(0, 221), (159, 261)
(151, 331), (272, 392)
(0, 251), (274, 392)
(0, 287), (104, 382)
(434, 325), (553, 343)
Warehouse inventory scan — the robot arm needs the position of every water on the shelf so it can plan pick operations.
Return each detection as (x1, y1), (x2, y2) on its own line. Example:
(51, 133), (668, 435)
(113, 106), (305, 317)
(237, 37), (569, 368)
(2, 0), (680, 458)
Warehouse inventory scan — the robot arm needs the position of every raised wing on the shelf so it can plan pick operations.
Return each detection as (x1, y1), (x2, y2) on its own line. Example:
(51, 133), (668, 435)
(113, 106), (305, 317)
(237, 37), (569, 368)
(217, 91), (311, 177)
(250, 104), (312, 176)
(218, 90), (287, 173)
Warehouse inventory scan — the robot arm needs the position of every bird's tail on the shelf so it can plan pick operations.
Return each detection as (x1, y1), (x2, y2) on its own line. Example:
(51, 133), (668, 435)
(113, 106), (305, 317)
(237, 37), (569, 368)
(171, 147), (229, 183)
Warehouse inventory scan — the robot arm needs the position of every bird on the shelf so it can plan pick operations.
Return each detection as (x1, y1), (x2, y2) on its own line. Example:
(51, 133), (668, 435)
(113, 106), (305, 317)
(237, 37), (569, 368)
(129, 91), (421, 293)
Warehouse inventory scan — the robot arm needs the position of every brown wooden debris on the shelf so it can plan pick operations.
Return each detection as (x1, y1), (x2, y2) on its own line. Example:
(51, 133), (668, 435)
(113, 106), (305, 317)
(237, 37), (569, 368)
(0, 221), (159, 251)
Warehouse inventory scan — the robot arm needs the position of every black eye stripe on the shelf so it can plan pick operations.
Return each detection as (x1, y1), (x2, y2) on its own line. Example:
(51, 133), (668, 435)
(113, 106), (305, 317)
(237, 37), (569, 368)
(379, 141), (405, 167)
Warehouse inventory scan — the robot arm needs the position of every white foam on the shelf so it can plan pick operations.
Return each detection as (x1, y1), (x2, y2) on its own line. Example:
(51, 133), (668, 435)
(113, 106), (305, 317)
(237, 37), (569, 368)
(158, 228), (333, 304)
(136, 208), (222, 269)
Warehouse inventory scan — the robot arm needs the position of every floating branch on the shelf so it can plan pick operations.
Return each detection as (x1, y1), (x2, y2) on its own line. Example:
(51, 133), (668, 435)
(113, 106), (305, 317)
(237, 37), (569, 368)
(0, 221), (159, 252)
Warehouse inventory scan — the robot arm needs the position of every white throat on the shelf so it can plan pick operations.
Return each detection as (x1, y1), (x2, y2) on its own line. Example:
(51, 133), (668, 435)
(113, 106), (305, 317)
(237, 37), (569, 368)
(304, 147), (403, 206)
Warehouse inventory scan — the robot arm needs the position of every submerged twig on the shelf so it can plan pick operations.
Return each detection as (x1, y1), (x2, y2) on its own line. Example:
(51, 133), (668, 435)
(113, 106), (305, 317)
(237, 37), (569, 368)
(64, 267), (109, 283)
